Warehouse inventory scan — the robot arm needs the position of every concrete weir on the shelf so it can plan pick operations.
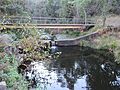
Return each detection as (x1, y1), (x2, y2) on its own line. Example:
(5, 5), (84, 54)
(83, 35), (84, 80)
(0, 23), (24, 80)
(55, 39), (79, 46)
(55, 26), (120, 46)
(55, 31), (99, 46)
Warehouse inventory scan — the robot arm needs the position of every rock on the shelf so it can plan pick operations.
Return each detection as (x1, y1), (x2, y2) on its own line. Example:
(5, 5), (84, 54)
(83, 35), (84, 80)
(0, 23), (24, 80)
(4, 46), (17, 55)
(40, 33), (51, 40)
(50, 46), (58, 54)
(0, 34), (13, 47)
(0, 81), (7, 90)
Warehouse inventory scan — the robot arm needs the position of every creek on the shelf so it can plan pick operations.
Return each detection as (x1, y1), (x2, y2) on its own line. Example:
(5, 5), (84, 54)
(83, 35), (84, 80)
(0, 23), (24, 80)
(24, 46), (120, 90)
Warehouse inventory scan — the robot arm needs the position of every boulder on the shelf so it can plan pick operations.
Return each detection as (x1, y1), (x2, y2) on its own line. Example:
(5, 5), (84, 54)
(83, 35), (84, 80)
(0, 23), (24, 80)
(0, 34), (13, 47)
(4, 46), (17, 55)
(40, 33), (51, 40)
(0, 81), (7, 90)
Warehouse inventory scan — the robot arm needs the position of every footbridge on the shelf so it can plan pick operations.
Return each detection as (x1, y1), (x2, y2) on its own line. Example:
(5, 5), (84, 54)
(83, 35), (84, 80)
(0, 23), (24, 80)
(0, 16), (98, 46)
(0, 16), (95, 29)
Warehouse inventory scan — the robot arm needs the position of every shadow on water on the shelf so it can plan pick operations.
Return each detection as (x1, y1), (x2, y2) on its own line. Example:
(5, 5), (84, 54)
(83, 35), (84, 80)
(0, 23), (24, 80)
(23, 46), (120, 90)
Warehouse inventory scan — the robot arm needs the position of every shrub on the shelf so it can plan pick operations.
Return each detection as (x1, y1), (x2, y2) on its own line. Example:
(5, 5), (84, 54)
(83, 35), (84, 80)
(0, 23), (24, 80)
(0, 54), (28, 90)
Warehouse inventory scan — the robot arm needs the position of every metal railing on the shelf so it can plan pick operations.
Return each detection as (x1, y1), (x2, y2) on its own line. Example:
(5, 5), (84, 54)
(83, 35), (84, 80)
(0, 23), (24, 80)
(0, 16), (96, 25)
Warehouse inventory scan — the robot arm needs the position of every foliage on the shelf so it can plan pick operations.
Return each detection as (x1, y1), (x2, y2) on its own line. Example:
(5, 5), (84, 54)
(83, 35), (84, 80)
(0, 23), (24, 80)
(96, 35), (120, 63)
(62, 25), (100, 37)
(19, 36), (39, 52)
(0, 0), (27, 15)
(59, 0), (76, 18)
(62, 29), (81, 37)
(46, 0), (60, 17)
(94, 35), (119, 49)
(1, 0), (120, 18)
(0, 54), (28, 90)
(18, 36), (50, 61)
(80, 31), (120, 64)
(0, 27), (40, 40)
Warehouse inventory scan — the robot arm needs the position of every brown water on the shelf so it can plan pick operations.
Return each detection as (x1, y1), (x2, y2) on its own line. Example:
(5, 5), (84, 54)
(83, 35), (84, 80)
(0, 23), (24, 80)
(25, 46), (120, 90)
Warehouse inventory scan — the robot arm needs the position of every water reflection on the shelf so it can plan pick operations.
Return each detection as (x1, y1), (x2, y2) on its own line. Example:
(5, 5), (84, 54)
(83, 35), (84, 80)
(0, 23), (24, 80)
(25, 46), (120, 90)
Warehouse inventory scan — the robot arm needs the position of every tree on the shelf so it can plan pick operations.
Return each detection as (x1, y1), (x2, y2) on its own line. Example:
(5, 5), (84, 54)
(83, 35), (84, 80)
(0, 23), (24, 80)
(24, 0), (48, 17)
(45, 0), (60, 17)
(0, 0), (26, 15)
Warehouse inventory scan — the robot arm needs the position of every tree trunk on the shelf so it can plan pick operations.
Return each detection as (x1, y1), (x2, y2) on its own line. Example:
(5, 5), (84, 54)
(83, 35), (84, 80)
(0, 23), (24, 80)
(103, 15), (106, 27)
(84, 9), (87, 25)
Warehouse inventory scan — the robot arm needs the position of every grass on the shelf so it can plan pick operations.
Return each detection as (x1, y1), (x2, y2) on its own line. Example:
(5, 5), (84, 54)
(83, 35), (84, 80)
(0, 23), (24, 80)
(0, 54), (28, 90)
(0, 27), (51, 89)
(62, 25), (102, 38)
(80, 31), (120, 64)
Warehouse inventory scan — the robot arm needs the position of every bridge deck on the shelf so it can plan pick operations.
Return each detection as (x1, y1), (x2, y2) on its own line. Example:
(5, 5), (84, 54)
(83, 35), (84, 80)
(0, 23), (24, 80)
(0, 16), (96, 29)
(0, 23), (95, 29)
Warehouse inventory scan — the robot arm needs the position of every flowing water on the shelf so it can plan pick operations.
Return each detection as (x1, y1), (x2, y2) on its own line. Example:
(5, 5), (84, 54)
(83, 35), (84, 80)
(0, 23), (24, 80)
(25, 46), (120, 90)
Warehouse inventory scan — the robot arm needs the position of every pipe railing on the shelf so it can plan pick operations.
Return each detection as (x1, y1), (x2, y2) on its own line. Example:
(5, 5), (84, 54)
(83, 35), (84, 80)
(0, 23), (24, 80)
(0, 16), (96, 25)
